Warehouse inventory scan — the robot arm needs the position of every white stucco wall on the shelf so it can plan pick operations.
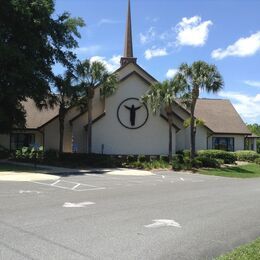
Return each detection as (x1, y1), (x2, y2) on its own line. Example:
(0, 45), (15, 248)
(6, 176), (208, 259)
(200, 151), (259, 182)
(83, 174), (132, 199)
(176, 126), (209, 152)
(91, 72), (174, 155)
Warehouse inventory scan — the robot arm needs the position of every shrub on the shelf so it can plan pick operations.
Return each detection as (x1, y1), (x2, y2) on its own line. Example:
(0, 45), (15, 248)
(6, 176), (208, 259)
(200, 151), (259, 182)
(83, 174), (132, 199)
(127, 159), (169, 170)
(126, 155), (138, 163)
(235, 150), (260, 162)
(183, 150), (191, 158)
(138, 155), (152, 163)
(174, 154), (184, 164)
(172, 161), (183, 171)
(197, 156), (221, 168)
(254, 158), (260, 165)
(191, 158), (203, 168)
(183, 157), (192, 169)
(14, 146), (44, 162)
(216, 159), (225, 165)
(159, 155), (169, 162)
(197, 150), (236, 164)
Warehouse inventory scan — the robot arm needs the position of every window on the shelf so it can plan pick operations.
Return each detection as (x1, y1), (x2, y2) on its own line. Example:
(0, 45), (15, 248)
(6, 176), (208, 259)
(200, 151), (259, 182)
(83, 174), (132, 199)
(212, 137), (234, 151)
(11, 133), (35, 150)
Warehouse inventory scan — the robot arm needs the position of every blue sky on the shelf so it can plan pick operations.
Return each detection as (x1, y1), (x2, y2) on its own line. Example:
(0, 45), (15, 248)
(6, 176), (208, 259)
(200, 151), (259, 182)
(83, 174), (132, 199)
(55, 0), (260, 124)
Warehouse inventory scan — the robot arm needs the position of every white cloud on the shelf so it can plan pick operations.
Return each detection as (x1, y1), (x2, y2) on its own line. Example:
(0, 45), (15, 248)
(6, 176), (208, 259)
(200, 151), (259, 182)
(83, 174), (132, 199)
(140, 27), (156, 44)
(166, 69), (178, 79)
(76, 45), (101, 55)
(176, 16), (213, 47)
(218, 91), (260, 123)
(144, 48), (168, 60)
(212, 32), (260, 60)
(90, 55), (121, 72)
(98, 19), (121, 26)
(244, 80), (260, 88)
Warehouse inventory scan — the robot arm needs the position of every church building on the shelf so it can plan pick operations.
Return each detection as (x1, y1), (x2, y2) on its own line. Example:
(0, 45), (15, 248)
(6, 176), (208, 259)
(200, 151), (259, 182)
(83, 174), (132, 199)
(0, 0), (257, 154)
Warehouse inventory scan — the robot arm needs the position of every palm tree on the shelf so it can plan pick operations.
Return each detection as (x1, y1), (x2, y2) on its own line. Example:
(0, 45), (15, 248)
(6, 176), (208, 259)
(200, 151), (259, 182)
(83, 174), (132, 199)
(178, 61), (224, 159)
(142, 76), (186, 161)
(76, 60), (117, 154)
(53, 70), (79, 154)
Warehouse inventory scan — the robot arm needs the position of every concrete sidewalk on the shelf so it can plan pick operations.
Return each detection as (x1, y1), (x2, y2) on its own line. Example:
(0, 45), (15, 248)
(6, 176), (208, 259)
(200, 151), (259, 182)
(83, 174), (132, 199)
(0, 160), (154, 177)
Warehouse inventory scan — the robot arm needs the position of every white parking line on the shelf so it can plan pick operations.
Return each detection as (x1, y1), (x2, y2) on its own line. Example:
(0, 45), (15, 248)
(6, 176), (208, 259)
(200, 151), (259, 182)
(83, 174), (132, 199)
(50, 180), (61, 186)
(71, 183), (81, 190)
(30, 179), (105, 192)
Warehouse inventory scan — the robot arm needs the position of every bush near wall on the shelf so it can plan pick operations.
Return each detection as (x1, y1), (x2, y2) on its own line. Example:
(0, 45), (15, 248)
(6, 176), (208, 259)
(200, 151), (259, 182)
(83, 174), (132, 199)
(14, 146), (44, 161)
(59, 153), (169, 169)
(196, 156), (222, 168)
(234, 150), (260, 162)
(12, 149), (170, 169)
(197, 150), (237, 164)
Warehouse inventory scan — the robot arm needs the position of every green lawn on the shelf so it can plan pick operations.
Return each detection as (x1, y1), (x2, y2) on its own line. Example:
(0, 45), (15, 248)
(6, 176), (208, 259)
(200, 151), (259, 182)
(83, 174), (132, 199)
(199, 163), (260, 178)
(216, 238), (260, 260)
(0, 162), (43, 173)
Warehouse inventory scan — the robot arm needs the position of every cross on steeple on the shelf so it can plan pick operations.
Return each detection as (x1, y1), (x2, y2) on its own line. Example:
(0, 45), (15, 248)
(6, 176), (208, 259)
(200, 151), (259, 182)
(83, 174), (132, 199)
(120, 0), (137, 67)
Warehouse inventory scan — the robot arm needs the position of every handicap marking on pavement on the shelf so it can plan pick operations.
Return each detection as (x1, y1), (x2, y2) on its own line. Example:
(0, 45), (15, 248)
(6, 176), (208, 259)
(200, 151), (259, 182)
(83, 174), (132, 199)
(30, 179), (105, 192)
(145, 219), (182, 229)
(19, 190), (42, 194)
(63, 201), (95, 208)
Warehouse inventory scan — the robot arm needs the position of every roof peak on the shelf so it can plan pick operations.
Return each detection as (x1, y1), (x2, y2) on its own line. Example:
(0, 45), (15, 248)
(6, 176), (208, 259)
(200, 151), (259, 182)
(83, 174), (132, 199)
(120, 0), (137, 67)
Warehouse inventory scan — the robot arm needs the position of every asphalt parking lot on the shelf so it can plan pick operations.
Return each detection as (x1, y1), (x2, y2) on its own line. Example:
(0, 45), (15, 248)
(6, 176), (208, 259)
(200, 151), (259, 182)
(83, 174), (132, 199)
(1, 169), (260, 260)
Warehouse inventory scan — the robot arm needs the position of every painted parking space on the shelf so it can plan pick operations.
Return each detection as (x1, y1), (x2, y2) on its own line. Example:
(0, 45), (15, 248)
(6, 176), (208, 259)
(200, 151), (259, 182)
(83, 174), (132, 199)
(30, 179), (106, 192)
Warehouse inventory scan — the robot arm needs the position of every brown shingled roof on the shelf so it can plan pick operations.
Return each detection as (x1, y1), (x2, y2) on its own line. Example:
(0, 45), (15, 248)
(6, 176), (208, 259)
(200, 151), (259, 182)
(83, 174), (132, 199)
(22, 99), (59, 129)
(20, 98), (251, 135)
(195, 99), (251, 134)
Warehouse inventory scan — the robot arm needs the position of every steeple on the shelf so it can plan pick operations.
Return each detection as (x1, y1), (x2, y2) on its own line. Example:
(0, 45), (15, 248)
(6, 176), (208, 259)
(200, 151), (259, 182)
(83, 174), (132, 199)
(120, 0), (137, 67)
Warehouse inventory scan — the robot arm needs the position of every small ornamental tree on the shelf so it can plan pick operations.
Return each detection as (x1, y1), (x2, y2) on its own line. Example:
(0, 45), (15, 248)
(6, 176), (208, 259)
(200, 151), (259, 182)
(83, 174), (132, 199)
(76, 60), (117, 154)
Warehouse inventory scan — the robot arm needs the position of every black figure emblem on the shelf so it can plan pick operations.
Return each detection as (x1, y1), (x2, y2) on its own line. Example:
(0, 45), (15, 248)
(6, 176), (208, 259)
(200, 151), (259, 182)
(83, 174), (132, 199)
(117, 98), (149, 130)
(124, 104), (142, 126)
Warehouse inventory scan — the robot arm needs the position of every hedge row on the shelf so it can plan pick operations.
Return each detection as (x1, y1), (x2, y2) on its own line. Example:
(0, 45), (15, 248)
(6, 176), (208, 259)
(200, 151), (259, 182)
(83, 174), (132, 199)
(178, 149), (259, 163)
(197, 150), (237, 164)
(11, 147), (260, 170)
(235, 150), (260, 162)
(12, 147), (170, 168)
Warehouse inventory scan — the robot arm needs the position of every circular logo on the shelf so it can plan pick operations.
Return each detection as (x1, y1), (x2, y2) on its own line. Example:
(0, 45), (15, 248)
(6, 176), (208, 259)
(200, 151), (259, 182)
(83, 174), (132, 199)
(117, 98), (149, 129)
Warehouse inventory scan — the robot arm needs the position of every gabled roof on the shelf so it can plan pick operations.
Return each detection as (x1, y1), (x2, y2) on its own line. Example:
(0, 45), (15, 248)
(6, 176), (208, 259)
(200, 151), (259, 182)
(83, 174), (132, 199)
(18, 70), (251, 137)
(22, 99), (59, 129)
(114, 61), (157, 84)
(194, 99), (251, 135)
